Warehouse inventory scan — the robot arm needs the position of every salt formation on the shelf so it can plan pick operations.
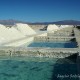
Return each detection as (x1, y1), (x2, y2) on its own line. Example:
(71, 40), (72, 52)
(0, 23), (36, 46)
(15, 23), (36, 36)
(0, 24), (25, 44)
(60, 25), (73, 29)
(47, 24), (59, 32)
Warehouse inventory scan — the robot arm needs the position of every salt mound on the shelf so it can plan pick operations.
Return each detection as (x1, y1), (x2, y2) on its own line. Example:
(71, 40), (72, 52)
(47, 24), (59, 31)
(0, 23), (36, 46)
(15, 23), (36, 36)
(0, 24), (25, 43)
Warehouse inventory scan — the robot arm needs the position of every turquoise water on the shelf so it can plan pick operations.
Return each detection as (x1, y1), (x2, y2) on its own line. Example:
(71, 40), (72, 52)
(28, 42), (77, 48)
(0, 56), (79, 80)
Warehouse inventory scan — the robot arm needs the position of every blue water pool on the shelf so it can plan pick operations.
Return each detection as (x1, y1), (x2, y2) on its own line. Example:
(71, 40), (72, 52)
(28, 42), (77, 48)
(0, 56), (78, 80)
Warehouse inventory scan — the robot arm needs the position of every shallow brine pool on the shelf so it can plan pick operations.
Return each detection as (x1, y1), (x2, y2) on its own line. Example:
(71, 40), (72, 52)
(28, 42), (77, 48)
(0, 56), (78, 80)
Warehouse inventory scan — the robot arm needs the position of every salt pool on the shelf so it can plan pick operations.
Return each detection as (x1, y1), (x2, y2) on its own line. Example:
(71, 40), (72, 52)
(0, 56), (79, 80)
(28, 42), (77, 48)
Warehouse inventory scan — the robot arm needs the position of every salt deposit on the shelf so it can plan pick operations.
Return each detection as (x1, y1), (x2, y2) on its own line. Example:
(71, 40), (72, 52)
(47, 24), (59, 32)
(60, 25), (74, 29)
(0, 23), (36, 46)
(4, 37), (34, 47)
(0, 24), (25, 44)
(15, 23), (36, 36)
(0, 23), (74, 47)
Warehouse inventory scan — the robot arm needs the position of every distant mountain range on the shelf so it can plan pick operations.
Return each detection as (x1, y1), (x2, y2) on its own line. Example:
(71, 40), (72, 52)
(0, 19), (80, 25)
(31, 20), (80, 25)
(0, 19), (26, 25)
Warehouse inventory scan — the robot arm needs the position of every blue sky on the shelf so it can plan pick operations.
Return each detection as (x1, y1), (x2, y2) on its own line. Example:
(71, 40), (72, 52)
(0, 0), (80, 22)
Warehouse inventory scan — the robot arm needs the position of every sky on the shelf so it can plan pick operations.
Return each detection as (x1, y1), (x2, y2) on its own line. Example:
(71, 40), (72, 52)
(0, 0), (80, 22)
